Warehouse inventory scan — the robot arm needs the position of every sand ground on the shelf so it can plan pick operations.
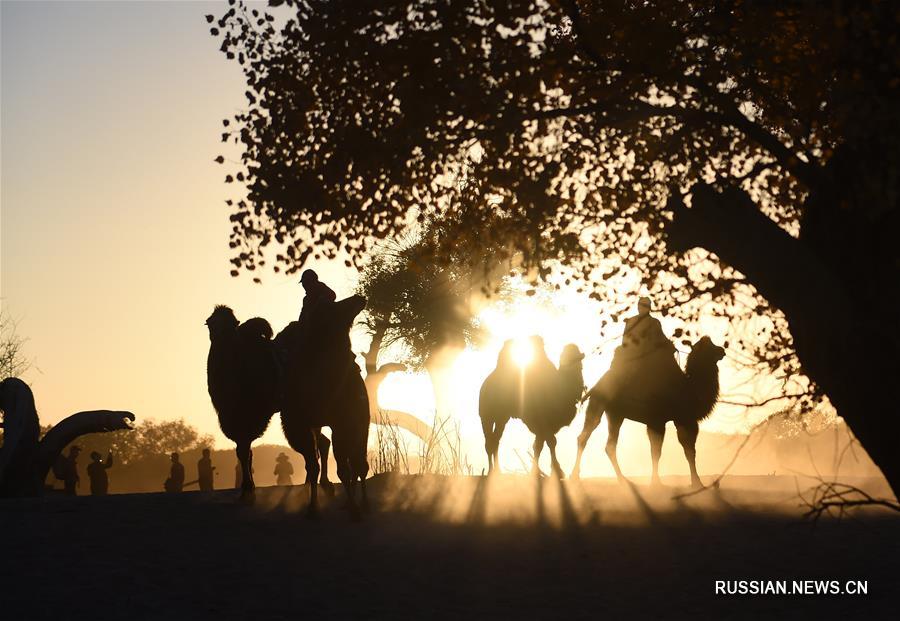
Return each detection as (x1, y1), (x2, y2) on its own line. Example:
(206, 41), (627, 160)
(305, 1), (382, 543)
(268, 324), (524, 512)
(3, 474), (897, 620)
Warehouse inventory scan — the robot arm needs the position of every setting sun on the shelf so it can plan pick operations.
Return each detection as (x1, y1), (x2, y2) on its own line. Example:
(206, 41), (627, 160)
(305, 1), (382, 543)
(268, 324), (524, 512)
(509, 338), (534, 368)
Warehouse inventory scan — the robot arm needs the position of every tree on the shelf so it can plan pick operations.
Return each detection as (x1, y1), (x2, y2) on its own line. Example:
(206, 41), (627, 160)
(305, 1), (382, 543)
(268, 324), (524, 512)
(65, 419), (214, 467)
(357, 211), (511, 425)
(210, 2), (900, 495)
(0, 311), (30, 381)
(1, 311), (31, 447)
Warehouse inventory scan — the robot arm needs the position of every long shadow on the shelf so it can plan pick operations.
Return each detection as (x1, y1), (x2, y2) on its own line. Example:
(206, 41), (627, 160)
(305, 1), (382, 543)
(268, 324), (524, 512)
(569, 477), (603, 525)
(670, 489), (705, 525)
(418, 474), (450, 519)
(626, 480), (660, 525)
(554, 477), (582, 534)
(465, 474), (491, 526)
(535, 473), (547, 527)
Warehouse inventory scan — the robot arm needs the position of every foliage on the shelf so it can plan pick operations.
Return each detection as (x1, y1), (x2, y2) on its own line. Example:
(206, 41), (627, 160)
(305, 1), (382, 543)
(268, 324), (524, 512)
(60, 418), (214, 466)
(209, 1), (900, 488)
(356, 211), (511, 370)
(210, 0), (897, 406)
(369, 411), (471, 476)
(0, 311), (30, 381)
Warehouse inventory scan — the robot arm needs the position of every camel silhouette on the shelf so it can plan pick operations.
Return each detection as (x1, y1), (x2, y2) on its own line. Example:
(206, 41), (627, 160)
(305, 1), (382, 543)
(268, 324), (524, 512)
(205, 306), (333, 502)
(571, 336), (725, 487)
(479, 337), (585, 477)
(277, 295), (370, 518)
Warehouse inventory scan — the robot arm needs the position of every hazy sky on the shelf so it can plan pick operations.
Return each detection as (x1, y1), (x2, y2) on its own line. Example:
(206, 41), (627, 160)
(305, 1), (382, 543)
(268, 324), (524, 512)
(1, 0), (356, 444)
(2, 1), (787, 478)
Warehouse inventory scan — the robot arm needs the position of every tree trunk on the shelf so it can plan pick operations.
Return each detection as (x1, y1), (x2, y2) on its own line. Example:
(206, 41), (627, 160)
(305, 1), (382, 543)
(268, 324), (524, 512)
(363, 325), (433, 441)
(667, 183), (900, 499)
(424, 346), (464, 430)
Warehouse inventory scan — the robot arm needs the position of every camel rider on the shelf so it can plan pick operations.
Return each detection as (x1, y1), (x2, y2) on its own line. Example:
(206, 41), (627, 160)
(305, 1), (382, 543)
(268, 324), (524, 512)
(593, 297), (678, 402)
(298, 269), (336, 324)
(620, 296), (675, 360)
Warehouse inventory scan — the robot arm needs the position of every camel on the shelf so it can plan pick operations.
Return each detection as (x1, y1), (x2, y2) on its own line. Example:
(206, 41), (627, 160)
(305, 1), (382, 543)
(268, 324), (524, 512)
(570, 336), (725, 488)
(479, 337), (585, 477)
(278, 295), (370, 518)
(0, 377), (134, 497)
(205, 306), (333, 502)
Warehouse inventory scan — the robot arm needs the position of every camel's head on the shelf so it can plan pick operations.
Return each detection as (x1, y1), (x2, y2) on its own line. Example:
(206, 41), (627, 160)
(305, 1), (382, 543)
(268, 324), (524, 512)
(206, 305), (239, 340)
(306, 295), (367, 350)
(527, 335), (547, 355)
(689, 336), (726, 365)
(496, 340), (516, 369)
(559, 344), (585, 369)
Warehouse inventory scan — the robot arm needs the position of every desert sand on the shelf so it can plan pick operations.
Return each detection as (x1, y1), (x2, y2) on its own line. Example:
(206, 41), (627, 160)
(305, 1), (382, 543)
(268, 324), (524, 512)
(4, 474), (897, 620)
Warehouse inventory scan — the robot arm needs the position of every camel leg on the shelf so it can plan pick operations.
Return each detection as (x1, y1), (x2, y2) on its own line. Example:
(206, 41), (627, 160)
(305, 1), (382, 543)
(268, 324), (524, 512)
(492, 418), (508, 473)
(676, 421), (703, 489)
(331, 427), (356, 512)
(481, 418), (495, 473)
(235, 440), (255, 503)
(547, 435), (564, 480)
(647, 424), (665, 487)
(572, 394), (603, 479)
(296, 429), (320, 518)
(351, 440), (370, 513)
(317, 431), (336, 497)
(606, 414), (626, 483)
(532, 436), (545, 477)
(333, 426), (363, 520)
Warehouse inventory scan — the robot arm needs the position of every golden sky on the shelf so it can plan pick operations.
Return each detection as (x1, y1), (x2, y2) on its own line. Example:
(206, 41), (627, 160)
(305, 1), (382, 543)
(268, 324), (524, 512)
(1, 1), (790, 477)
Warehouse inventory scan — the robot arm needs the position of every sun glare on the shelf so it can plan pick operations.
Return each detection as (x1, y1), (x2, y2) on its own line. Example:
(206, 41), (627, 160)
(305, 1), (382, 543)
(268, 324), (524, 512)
(510, 338), (534, 368)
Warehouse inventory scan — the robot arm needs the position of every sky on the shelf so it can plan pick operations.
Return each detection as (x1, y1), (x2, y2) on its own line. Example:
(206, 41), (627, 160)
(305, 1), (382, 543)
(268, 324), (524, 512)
(1, 0), (356, 440)
(1, 1), (795, 477)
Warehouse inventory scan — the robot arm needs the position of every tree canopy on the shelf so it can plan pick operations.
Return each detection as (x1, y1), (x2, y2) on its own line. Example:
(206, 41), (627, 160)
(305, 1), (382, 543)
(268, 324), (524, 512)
(0, 311), (30, 381)
(63, 419), (214, 467)
(357, 211), (512, 371)
(210, 1), (900, 491)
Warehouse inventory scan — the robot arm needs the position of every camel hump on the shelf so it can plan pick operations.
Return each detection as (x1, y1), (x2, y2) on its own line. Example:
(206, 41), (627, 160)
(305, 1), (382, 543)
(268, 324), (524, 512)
(238, 317), (273, 341)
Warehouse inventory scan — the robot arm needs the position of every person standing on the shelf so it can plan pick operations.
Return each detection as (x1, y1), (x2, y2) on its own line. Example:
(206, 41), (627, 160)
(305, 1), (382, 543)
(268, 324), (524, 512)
(86, 450), (114, 496)
(56, 445), (81, 495)
(197, 448), (216, 492)
(273, 452), (294, 486)
(164, 452), (185, 493)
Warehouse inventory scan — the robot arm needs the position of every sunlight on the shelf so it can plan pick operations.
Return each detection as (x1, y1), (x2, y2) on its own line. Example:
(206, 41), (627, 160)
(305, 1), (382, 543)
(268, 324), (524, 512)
(510, 338), (534, 368)
(357, 279), (743, 478)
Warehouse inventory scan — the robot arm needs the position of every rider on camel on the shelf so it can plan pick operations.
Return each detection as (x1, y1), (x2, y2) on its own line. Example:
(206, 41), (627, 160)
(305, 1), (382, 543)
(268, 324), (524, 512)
(298, 269), (336, 324)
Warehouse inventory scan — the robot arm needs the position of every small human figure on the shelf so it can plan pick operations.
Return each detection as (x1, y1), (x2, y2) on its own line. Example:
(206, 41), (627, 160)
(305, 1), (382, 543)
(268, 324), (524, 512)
(197, 448), (216, 492)
(298, 269), (336, 324)
(164, 452), (185, 493)
(87, 450), (114, 496)
(273, 452), (294, 486)
(57, 445), (81, 495)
